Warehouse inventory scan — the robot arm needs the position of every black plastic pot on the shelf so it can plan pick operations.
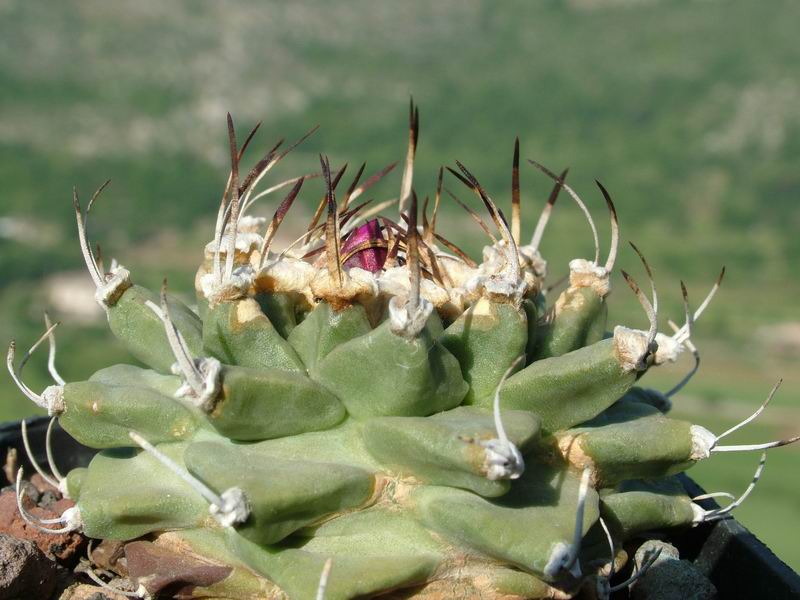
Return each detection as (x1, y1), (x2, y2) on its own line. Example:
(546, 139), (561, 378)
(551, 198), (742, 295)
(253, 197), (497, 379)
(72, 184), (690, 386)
(0, 416), (96, 478)
(670, 474), (800, 599)
(2, 417), (799, 599)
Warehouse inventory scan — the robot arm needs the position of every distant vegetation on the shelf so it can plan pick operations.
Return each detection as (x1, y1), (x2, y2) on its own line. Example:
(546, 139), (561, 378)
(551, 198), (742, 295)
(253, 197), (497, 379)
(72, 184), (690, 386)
(1, 0), (798, 568)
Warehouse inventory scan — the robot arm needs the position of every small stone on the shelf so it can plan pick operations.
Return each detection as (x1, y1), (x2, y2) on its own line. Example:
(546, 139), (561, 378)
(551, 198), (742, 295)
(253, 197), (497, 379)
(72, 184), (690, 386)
(634, 539), (680, 566)
(21, 482), (41, 504)
(90, 540), (128, 576)
(630, 540), (716, 600)
(39, 491), (59, 510)
(0, 532), (57, 599)
(125, 539), (232, 597)
(31, 473), (61, 497)
(59, 583), (129, 600)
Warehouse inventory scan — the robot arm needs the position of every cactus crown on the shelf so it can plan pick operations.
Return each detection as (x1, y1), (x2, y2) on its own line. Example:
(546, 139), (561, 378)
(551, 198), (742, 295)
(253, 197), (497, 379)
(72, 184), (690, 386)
(7, 102), (798, 600)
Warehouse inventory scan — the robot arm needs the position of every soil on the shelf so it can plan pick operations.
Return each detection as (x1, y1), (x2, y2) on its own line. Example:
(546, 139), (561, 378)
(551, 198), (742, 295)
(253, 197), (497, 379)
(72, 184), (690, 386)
(0, 468), (102, 600)
(0, 490), (84, 562)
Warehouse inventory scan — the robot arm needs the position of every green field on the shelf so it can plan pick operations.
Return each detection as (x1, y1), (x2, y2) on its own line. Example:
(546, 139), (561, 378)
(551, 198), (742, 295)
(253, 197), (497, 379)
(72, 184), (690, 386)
(1, 0), (798, 570)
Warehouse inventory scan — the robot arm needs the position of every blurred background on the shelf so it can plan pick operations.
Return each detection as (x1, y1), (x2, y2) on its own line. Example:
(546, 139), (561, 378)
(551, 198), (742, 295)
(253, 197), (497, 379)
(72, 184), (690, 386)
(1, 0), (798, 569)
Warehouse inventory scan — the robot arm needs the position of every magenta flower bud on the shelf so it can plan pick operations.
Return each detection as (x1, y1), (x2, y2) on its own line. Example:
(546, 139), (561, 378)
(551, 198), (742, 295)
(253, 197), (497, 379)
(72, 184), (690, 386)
(341, 219), (387, 273)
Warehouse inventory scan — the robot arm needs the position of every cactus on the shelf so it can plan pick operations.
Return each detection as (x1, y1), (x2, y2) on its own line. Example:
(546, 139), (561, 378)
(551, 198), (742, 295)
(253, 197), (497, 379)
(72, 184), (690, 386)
(7, 103), (799, 600)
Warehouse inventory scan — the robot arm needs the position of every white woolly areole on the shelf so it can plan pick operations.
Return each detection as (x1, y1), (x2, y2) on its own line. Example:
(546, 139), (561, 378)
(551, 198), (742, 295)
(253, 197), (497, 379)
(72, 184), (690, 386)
(377, 267), (451, 308)
(437, 256), (479, 289)
(256, 258), (315, 294)
(483, 275), (528, 303)
(544, 541), (581, 579)
(175, 357), (222, 413)
(42, 385), (65, 416)
(568, 259), (610, 297)
(518, 244), (548, 279)
(57, 478), (70, 499)
(613, 326), (650, 372)
(481, 242), (525, 284)
(481, 243), (507, 273)
(237, 215), (267, 233)
(345, 267), (380, 298)
(613, 327), (685, 372)
(519, 270), (540, 296)
(464, 242), (527, 304)
(388, 295), (433, 339)
(690, 425), (716, 461)
(95, 265), (131, 307)
(691, 502), (709, 524)
(377, 266), (409, 297)
(60, 506), (83, 532)
(309, 267), (379, 302)
(653, 332), (684, 364)
(204, 231), (264, 258)
(210, 487), (250, 527)
(480, 439), (525, 480)
(199, 273), (219, 300)
(464, 270), (528, 306)
(421, 279), (450, 307)
(464, 273), (486, 295)
(200, 265), (254, 304)
(442, 286), (468, 315)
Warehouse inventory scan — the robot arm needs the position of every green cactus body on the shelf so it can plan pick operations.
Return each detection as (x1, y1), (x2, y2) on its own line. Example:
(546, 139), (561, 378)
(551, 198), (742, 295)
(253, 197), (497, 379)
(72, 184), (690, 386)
(287, 301), (372, 376)
(203, 298), (305, 372)
(13, 108), (774, 600)
(184, 442), (375, 545)
(79, 444), (210, 539)
(534, 285), (607, 360)
(204, 364), (345, 440)
(361, 406), (540, 497)
(89, 364), (181, 397)
(600, 477), (696, 540)
(498, 336), (638, 434)
(107, 285), (203, 373)
(440, 298), (528, 405)
(413, 461), (599, 582)
(255, 290), (304, 338)
(315, 320), (468, 419)
(521, 296), (542, 360)
(195, 287), (210, 321)
(246, 420), (380, 470)
(58, 381), (198, 448)
(65, 467), (87, 500)
(555, 398), (695, 486)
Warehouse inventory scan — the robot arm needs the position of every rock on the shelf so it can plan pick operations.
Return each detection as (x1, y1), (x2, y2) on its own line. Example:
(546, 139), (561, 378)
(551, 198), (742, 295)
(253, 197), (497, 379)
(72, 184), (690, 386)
(39, 491), (60, 510)
(59, 583), (129, 600)
(125, 540), (231, 598)
(0, 490), (85, 562)
(630, 540), (716, 600)
(31, 473), (61, 497)
(0, 532), (57, 599)
(90, 540), (128, 576)
(634, 539), (680, 565)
